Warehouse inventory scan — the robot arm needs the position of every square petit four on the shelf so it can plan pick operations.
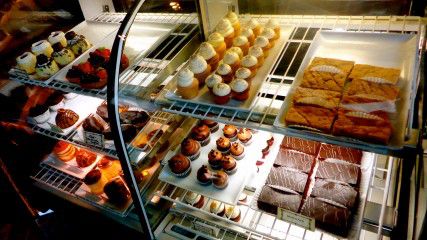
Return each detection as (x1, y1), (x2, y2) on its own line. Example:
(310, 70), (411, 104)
(311, 178), (358, 208)
(266, 166), (309, 194)
(317, 143), (363, 165)
(274, 149), (315, 173)
(257, 185), (302, 214)
(315, 158), (361, 185)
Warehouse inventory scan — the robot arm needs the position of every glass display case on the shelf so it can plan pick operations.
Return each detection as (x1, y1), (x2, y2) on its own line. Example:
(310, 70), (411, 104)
(1, 0), (426, 239)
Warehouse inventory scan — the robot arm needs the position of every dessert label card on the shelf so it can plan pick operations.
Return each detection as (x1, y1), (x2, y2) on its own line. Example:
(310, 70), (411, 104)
(193, 222), (220, 238)
(84, 131), (105, 148)
(278, 208), (315, 231)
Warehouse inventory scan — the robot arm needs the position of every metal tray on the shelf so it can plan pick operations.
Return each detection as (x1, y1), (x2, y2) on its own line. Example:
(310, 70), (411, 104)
(164, 25), (295, 111)
(274, 31), (419, 151)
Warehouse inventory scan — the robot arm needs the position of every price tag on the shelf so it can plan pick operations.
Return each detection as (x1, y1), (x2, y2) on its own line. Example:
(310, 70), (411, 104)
(193, 221), (220, 237)
(277, 208), (315, 231)
(84, 131), (105, 148)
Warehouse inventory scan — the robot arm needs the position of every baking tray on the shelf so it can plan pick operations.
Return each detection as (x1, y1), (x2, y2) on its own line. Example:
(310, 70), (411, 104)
(158, 123), (277, 205)
(274, 31), (419, 151)
(164, 25), (295, 111)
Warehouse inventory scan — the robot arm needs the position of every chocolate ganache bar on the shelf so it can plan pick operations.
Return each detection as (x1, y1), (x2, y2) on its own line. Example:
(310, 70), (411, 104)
(317, 143), (362, 165)
(280, 136), (321, 156)
(316, 159), (361, 185)
(257, 185), (302, 215)
(310, 178), (358, 208)
(266, 167), (309, 194)
(274, 149), (315, 173)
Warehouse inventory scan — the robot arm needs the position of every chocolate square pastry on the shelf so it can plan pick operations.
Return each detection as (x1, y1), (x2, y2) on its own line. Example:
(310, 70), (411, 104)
(311, 179), (358, 208)
(318, 143), (363, 165)
(274, 149), (315, 173)
(257, 185), (302, 215)
(316, 159), (361, 185)
(266, 167), (309, 194)
(280, 136), (320, 156)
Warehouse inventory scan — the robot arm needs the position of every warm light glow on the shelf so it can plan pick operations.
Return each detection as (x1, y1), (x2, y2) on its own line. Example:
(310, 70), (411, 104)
(142, 170), (149, 177)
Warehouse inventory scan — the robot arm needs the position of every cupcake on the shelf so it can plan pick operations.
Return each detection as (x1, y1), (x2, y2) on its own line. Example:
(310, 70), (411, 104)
(181, 138), (201, 161)
(184, 192), (205, 209)
(197, 165), (212, 185)
(210, 200), (226, 216)
(198, 42), (220, 70)
(31, 40), (54, 57)
(241, 55), (258, 78)
(177, 68), (199, 99)
(208, 149), (223, 170)
(52, 43), (75, 66)
(222, 155), (237, 174)
(65, 31), (91, 55)
(216, 63), (233, 84)
(248, 46), (265, 68)
(188, 54), (211, 86)
(266, 19), (281, 40)
(232, 36), (250, 55)
(241, 28), (255, 46)
(246, 19), (262, 36)
(230, 78), (250, 101)
(190, 124), (211, 146)
(228, 47), (243, 59)
(223, 124), (237, 141)
(208, 32), (227, 59)
(238, 193), (248, 203)
(254, 36), (271, 56)
(48, 31), (67, 48)
(29, 105), (50, 124)
(261, 28), (277, 47)
(213, 171), (228, 189)
(201, 119), (219, 133)
(237, 128), (253, 145)
(216, 136), (231, 154)
(230, 142), (245, 160)
(46, 91), (65, 111)
(16, 52), (36, 74)
(212, 83), (231, 105)
(225, 205), (241, 222)
(206, 73), (222, 94)
(35, 54), (59, 80)
(216, 19), (235, 48)
(84, 169), (108, 195)
(168, 153), (191, 178)
(222, 51), (240, 73)
(235, 67), (252, 82)
(225, 11), (241, 35)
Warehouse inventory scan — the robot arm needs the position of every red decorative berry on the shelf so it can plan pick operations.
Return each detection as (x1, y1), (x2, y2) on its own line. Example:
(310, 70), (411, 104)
(96, 68), (108, 80)
(78, 61), (95, 74)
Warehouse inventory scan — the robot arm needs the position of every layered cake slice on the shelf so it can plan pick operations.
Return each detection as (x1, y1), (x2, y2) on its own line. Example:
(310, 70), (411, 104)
(315, 158), (361, 185)
(348, 64), (400, 85)
(266, 167), (309, 194)
(274, 149), (315, 173)
(257, 185), (302, 215)
(285, 105), (336, 133)
(310, 178), (358, 208)
(317, 143), (363, 165)
(280, 135), (321, 156)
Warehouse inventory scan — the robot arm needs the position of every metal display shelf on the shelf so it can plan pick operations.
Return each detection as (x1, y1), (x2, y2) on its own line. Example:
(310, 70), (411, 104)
(157, 15), (425, 156)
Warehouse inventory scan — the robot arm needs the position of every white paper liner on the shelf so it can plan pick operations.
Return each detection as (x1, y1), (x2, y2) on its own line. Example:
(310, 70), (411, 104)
(341, 99), (397, 113)
(361, 76), (395, 85)
(310, 65), (343, 74)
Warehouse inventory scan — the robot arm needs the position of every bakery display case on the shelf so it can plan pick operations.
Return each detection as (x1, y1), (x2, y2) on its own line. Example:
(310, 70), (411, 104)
(1, 0), (426, 240)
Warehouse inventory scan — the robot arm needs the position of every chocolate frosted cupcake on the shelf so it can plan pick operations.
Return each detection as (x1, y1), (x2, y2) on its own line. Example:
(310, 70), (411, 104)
(216, 137), (231, 154)
(223, 124), (237, 141)
(230, 142), (245, 160)
(29, 105), (50, 124)
(197, 165), (212, 185)
(46, 91), (65, 111)
(222, 155), (237, 175)
(213, 170), (229, 189)
(237, 128), (253, 145)
(190, 124), (211, 146)
(181, 138), (201, 161)
(208, 149), (223, 170)
(201, 119), (219, 133)
(168, 153), (191, 178)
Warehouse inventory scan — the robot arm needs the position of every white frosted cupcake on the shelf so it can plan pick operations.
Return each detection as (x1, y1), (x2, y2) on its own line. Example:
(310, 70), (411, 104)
(225, 11), (241, 35)
(241, 28), (255, 46)
(216, 19), (234, 48)
(188, 54), (211, 86)
(198, 42), (219, 70)
(248, 46), (265, 68)
(206, 73), (222, 93)
(216, 63), (233, 84)
(48, 31), (67, 47)
(241, 55), (258, 77)
(235, 67), (252, 81)
(261, 28), (277, 46)
(232, 36), (250, 55)
(227, 47), (243, 59)
(35, 55), (59, 80)
(184, 192), (205, 209)
(177, 68), (199, 99)
(246, 18), (262, 36)
(254, 36), (271, 56)
(230, 78), (250, 101)
(208, 32), (226, 59)
(31, 40), (54, 57)
(16, 52), (36, 74)
(222, 51), (240, 73)
(210, 200), (226, 216)
(213, 83), (231, 105)
(266, 19), (280, 40)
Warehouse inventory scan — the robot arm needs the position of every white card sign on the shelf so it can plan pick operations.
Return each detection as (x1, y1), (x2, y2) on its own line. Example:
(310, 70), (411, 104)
(278, 208), (315, 231)
(84, 131), (105, 148)
(193, 221), (220, 237)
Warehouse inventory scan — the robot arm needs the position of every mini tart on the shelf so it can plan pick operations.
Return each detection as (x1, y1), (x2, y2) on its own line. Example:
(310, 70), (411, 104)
(216, 63), (234, 84)
(208, 32), (227, 59)
(223, 124), (238, 141)
(241, 55), (258, 77)
(212, 83), (231, 105)
(232, 36), (250, 56)
(181, 138), (201, 161)
(177, 68), (199, 99)
(168, 153), (191, 178)
(213, 170), (229, 189)
(230, 78), (250, 101)
(230, 142), (245, 160)
(237, 128), (253, 145)
(225, 205), (241, 222)
(184, 192), (205, 209)
(197, 165), (212, 185)
(189, 54), (211, 86)
(53, 141), (76, 162)
(208, 149), (223, 170)
(190, 124), (211, 146)
(216, 136), (231, 153)
(201, 119), (219, 133)
(198, 42), (220, 70)
(84, 169), (108, 195)
(210, 200), (226, 216)
(221, 155), (237, 175)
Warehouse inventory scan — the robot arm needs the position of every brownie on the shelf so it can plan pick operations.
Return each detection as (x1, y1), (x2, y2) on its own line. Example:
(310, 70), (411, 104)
(280, 136), (320, 156)
(274, 149), (315, 173)
(317, 143), (363, 165)
(266, 167), (309, 194)
(257, 185), (302, 215)
(316, 159), (361, 185)
(311, 179), (358, 208)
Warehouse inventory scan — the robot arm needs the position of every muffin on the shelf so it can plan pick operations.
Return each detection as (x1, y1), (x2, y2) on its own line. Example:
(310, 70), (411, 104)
(246, 18), (262, 36)
(84, 169), (108, 195)
(206, 73), (222, 94)
(181, 138), (201, 161)
(208, 149), (223, 170)
(184, 192), (205, 208)
(216, 19), (234, 48)
(189, 54), (211, 86)
(177, 68), (199, 99)
(222, 155), (237, 174)
(216, 63), (233, 84)
(29, 105), (50, 124)
(97, 156), (122, 181)
(31, 40), (54, 57)
(198, 42), (220, 70)
(237, 128), (253, 145)
(208, 32), (226, 59)
(241, 55), (258, 77)
(225, 205), (241, 222)
(168, 153), (191, 177)
(216, 136), (231, 154)
(230, 142), (245, 160)
(65, 31), (91, 55)
(266, 19), (281, 40)
(103, 177), (131, 206)
(197, 165), (212, 185)
(230, 78), (250, 101)
(223, 124), (238, 141)
(212, 170), (229, 189)
(48, 31), (67, 47)
(222, 51), (240, 73)
(210, 200), (226, 216)
(75, 149), (97, 168)
(190, 124), (211, 146)
(52, 42), (75, 66)
(235, 67), (252, 82)
(225, 11), (241, 35)
(248, 46), (265, 68)
(254, 36), (272, 56)
(201, 119), (219, 133)
(55, 108), (79, 129)
(53, 141), (76, 162)
(212, 83), (231, 105)
(16, 52), (36, 74)
(35, 54), (59, 80)
(232, 36), (250, 55)
(261, 28), (277, 47)
(228, 47), (244, 59)
(241, 28), (255, 46)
